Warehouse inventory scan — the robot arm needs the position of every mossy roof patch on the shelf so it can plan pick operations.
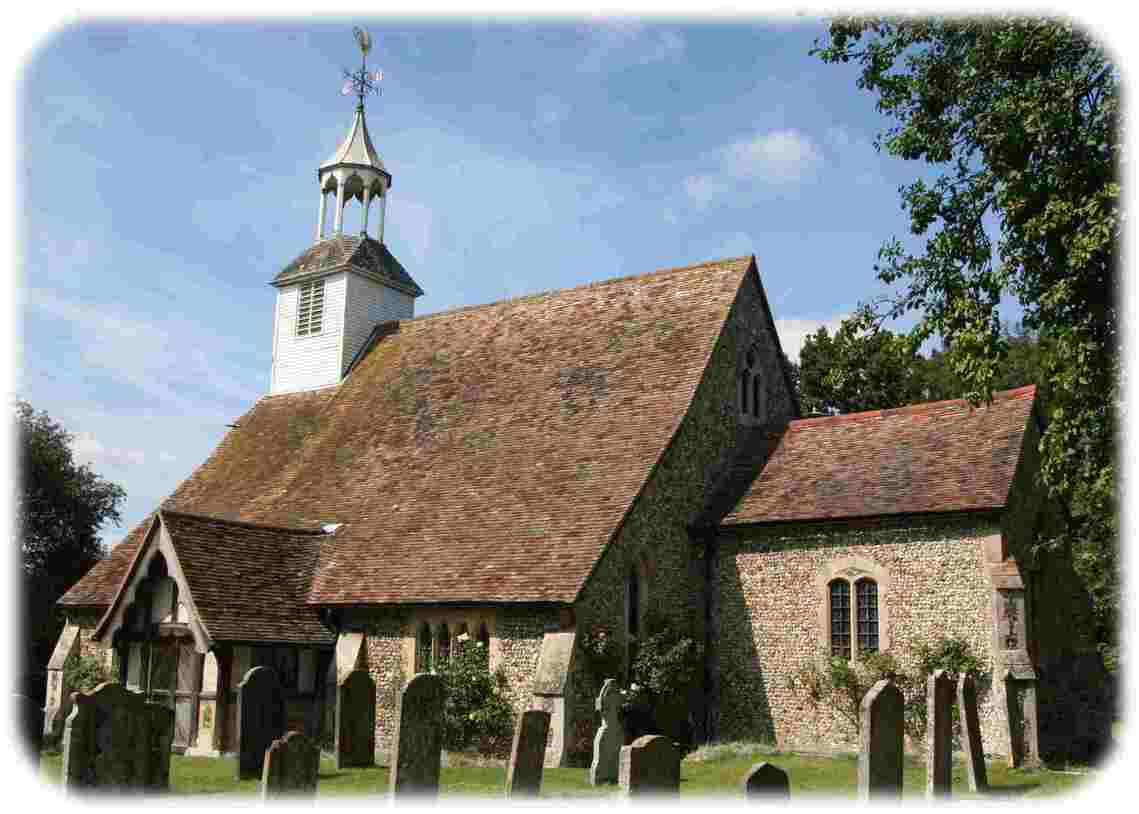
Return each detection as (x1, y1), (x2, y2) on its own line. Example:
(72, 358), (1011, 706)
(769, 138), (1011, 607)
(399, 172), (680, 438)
(724, 385), (1038, 525)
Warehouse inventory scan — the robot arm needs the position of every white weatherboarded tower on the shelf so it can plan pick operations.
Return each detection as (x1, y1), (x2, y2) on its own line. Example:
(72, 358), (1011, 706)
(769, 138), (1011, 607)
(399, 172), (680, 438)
(269, 30), (423, 395)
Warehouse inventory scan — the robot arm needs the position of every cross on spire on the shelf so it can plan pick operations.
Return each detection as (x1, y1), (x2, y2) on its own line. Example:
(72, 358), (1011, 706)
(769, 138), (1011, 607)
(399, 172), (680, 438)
(340, 27), (383, 112)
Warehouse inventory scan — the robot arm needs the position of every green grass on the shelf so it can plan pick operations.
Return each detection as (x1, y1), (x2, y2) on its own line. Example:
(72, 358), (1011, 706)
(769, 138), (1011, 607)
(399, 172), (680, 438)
(36, 747), (1091, 798)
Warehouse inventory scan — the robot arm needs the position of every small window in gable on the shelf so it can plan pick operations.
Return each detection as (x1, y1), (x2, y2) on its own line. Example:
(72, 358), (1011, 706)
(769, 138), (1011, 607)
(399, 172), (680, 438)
(739, 344), (765, 421)
(296, 279), (325, 336)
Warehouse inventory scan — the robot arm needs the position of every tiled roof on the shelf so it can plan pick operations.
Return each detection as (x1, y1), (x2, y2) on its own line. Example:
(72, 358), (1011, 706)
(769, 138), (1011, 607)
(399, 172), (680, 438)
(163, 256), (755, 605)
(723, 386), (1037, 525)
(57, 519), (152, 607)
(273, 234), (424, 296)
(157, 511), (334, 646)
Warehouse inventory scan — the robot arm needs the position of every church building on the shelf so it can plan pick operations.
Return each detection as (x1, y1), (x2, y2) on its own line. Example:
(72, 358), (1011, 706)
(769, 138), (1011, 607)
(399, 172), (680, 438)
(46, 39), (1109, 768)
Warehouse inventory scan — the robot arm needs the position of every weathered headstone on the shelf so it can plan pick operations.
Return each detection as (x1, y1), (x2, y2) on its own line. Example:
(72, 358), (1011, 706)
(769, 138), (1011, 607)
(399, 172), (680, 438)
(15, 694), (43, 763)
(505, 709), (551, 797)
(235, 666), (286, 780)
(588, 679), (625, 785)
(858, 678), (904, 801)
(618, 734), (681, 796)
(261, 730), (320, 799)
(742, 761), (790, 799)
(336, 669), (376, 769)
(389, 673), (445, 796)
(60, 682), (175, 793)
(957, 673), (989, 792)
(926, 669), (953, 798)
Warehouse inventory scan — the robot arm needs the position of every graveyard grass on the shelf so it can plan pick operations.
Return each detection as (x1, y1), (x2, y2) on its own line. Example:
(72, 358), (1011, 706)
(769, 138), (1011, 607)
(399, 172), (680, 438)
(37, 746), (1094, 798)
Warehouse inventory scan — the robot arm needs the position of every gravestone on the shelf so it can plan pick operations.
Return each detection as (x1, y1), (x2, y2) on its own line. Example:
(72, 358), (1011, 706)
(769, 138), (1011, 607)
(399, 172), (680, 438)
(857, 678), (904, 801)
(389, 673), (445, 796)
(235, 666), (286, 780)
(588, 679), (625, 785)
(261, 731), (320, 799)
(618, 734), (681, 796)
(742, 761), (790, 799)
(15, 694), (43, 762)
(926, 669), (953, 798)
(60, 682), (175, 792)
(505, 709), (551, 797)
(957, 673), (989, 792)
(336, 669), (376, 769)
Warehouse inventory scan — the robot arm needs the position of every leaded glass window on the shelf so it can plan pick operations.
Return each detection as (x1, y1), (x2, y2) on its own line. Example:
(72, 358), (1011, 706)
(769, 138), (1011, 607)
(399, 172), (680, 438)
(829, 580), (851, 659)
(856, 579), (879, 654)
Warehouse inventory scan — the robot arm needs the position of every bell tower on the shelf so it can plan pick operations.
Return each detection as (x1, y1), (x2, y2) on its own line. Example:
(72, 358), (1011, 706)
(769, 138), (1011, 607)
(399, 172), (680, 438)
(268, 28), (423, 396)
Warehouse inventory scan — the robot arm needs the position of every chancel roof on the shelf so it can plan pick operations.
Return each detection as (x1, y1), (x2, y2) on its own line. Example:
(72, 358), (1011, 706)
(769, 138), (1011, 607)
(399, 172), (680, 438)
(66, 256), (755, 609)
(723, 385), (1038, 525)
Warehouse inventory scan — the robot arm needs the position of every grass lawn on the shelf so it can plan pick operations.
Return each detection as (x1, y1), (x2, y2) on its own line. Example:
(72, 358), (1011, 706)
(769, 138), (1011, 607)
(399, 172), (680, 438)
(37, 746), (1094, 798)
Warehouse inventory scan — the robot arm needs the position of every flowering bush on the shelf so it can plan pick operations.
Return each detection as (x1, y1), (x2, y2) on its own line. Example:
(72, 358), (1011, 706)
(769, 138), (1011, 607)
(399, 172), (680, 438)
(628, 613), (704, 747)
(580, 625), (622, 686)
(436, 635), (515, 757)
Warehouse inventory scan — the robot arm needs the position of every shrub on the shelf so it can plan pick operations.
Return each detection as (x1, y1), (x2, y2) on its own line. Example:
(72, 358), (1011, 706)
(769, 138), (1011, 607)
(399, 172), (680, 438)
(63, 652), (113, 693)
(789, 651), (901, 738)
(579, 625), (622, 687)
(436, 637), (515, 758)
(628, 613), (704, 747)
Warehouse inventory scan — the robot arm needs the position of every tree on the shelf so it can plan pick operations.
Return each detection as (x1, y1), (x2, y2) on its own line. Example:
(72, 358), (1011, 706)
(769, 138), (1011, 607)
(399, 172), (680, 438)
(15, 400), (125, 698)
(814, 18), (1119, 665)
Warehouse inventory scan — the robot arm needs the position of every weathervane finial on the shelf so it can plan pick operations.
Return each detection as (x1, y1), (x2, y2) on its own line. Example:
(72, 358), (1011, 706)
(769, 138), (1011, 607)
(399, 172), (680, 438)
(340, 27), (383, 112)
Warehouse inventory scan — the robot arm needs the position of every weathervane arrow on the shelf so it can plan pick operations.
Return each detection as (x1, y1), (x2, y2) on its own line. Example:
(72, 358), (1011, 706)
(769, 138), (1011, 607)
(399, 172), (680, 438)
(341, 27), (382, 110)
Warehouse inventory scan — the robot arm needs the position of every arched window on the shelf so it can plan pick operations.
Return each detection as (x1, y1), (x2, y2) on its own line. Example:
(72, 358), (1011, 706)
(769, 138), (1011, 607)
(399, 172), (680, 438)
(416, 623), (433, 673)
(627, 567), (641, 640)
(437, 623), (451, 665)
(856, 579), (879, 654)
(740, 346), (764, 421)
(829, 579), (851, 658)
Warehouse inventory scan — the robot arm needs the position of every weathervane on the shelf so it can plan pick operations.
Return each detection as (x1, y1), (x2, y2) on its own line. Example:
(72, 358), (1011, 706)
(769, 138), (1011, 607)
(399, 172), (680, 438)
(341, 27), (383, 111)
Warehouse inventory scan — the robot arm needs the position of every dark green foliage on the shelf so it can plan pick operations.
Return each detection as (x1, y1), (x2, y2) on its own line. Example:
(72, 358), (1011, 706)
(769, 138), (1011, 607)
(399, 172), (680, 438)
(63, 652), (113, 693)
(628, 613), (704, 746)
(813, 19), (1119, 669)
(579, 625), (622, 689)
(15, 400), (125, 700)
(436, 639), (515, 758)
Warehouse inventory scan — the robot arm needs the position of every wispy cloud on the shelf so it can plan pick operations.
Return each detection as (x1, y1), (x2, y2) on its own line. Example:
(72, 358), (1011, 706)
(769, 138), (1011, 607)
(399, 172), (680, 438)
(684, 129), (822, 207)
(579, 24), (686, 73)
(70, 432), (147, 469)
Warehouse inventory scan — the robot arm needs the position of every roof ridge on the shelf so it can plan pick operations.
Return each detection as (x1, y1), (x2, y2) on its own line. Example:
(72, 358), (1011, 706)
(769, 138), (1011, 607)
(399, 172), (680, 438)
(405, 255), (754, 325)
(159, 508), (328, 536)
(790, 384), (1037, 429)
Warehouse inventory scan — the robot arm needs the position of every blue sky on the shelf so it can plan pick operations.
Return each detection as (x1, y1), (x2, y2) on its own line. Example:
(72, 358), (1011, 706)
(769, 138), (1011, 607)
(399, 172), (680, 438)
(16, 19), (995, 547)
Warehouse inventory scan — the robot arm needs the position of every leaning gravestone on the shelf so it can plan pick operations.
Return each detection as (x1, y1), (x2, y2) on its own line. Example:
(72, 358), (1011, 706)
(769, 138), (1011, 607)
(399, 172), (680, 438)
(505, 709), (551, 797)
(61, 682), (175, 793)
(588, 679), (625, 785)
(742, 761), (790, 799)
(618, 734), (681, 796)
(261, 730), (320, 799)
(336, 669), (376, 769)
(15, 694), (43, 763)
(957, 673), (989, 792)
(389, 673), (445, 797)
(235, 666), (286, 780)
(926, 669), (953, 798)
(858, 678), (904, 801)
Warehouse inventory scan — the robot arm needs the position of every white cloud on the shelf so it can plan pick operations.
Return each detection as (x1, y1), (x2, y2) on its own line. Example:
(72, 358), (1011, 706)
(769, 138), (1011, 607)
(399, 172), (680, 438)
(684, 129), (822, 207)
(70, 432), (146, 469)
(775, 315), (849, 363)
(724, 130), (822, 182)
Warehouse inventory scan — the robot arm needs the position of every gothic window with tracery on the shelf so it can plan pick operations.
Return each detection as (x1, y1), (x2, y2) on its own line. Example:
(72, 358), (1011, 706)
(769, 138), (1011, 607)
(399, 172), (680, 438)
(740, 346), (764, 420)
